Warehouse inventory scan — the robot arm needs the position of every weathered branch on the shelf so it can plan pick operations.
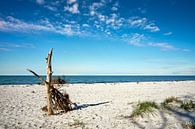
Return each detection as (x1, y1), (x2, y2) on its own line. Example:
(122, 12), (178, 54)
(46, 48), (54, 115)
(26, 69), (47, 84)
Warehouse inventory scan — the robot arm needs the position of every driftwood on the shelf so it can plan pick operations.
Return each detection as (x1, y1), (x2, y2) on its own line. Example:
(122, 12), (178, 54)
(41, 89), (72, 113)
(51, 77), (67, 84)
(27, 48), (73, 115)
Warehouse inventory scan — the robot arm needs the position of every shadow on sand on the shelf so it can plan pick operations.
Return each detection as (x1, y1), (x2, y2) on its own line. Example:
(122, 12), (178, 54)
(130, 110), (168, 129)
(72, 101), (110, 110)
(55, 101), (110, 115)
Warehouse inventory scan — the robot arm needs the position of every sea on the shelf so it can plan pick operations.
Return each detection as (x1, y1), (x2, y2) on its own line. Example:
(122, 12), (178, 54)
(0, 75), (195, 85)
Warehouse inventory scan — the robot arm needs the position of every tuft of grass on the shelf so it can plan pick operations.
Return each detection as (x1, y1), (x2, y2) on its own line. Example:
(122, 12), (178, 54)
(180, 100), (195, 111)
(161, 96), (181, 108)
(131, 101), (159, 117)
(69, 119), (85, 128)
(162, 97), (195, 112)
(164, 96), (180, 104)
(68, 119), (91, 129)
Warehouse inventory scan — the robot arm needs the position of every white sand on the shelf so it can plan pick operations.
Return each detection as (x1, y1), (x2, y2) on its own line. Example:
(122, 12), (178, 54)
(0, 81), (195, 129)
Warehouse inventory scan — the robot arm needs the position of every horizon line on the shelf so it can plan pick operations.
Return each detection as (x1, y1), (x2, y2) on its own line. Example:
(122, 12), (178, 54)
(0, 74), (195, 76)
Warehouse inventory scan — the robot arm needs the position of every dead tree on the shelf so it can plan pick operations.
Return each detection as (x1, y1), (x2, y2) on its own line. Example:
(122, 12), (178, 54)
(46, 48), (53, 115)
(27, 48), (73, 116)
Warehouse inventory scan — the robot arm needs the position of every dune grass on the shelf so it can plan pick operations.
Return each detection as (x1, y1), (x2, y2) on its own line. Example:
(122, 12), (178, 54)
(131, 101), (159, 117)
(161, 96), (195, 111)
(164, 96), (180, 104)
(180, 100), (195, 111)
(161, 96), (181, 108)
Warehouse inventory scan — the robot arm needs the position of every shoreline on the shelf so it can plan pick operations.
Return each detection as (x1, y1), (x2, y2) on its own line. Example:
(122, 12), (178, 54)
(0, 80), (195, 86)
(1, 75), (195, 85)
(0, 81), (195, 129)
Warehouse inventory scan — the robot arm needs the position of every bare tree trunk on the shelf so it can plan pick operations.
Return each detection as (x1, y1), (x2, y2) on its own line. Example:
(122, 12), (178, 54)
(46, 48), (54, 115)
(27, 48), (73, 115)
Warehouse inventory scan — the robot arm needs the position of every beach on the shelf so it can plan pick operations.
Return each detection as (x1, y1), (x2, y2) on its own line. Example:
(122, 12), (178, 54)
(0, 81), (195, 129)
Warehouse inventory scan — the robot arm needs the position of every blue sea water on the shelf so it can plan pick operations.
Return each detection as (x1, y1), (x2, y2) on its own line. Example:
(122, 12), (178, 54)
(0, 75), (195, 85)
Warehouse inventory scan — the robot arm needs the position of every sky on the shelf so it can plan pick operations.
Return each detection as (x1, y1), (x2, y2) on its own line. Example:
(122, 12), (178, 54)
(0, 0), (195, 75)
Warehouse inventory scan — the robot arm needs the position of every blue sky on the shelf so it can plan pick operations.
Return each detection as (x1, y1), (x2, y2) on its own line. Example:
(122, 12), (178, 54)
(0, 0), (195, 75)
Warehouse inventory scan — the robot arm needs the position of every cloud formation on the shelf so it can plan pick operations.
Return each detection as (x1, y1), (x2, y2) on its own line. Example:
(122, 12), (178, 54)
(0, 16), (51, 32)
(0, 16), (81, 36)
(148, 42), (190, 52)
(67, 0), (77, 4)
(64, 0), (80, 14)
(121, 33), (190, 52)
(128, 17), (160, 32)
(164, 32), (172, 36)
(44, 5), (57, 11)
(0, 42), (35, 51)
(36, 0), (44, 5)
(0, 48), (10, 52)
(122, 33), (145, 46)
(0, 0), (190, 52)
(0, 0), (160, 38)
(148, 42), (177, 51)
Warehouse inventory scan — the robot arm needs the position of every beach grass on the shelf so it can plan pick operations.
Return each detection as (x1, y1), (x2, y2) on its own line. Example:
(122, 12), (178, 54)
(161, 96), (181, 108)
(180, 100), (195, 111)
(131, 101), (159, 117)
(161, 96), (195, 111)
(68, 119), (91, 129)
(164, 96), (180, 104)
(69, 119), (85, 127)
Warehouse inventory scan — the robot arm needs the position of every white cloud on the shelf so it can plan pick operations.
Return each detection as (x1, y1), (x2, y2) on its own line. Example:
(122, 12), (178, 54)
(148, 43), (191, 52)
(96, 13), (123, 30)
(82, 24), (89, 27)
(129, 33), (145, 46)
(90, 10), (95, 16)
(63, 24), (73, 35)
(91, 2), (104, 9)
(164, 32), (172, 36)
(123, 35), (190, 52)
(122, 33), (145, 46)
(64, 3), (80, 14)
(137, 7), (147, 14)
(0, 20), (4, 28)
(148, 42), (177, 51)
(128, 17), (160, 32)
(97, 14), (106, 21)
(128, 17), (147, 27)
(36, 0), (44, 5)
(44, 5), (57, 11)
(87, 2), (160, 34)
(0, 42), (35, 51)
(11, 43), (34, 48)
(0, 21), (6, 30)
(87, 1), (159, 34)
(112, 2), (119, 11)
(50, 1), (61, 6)
(89, 2), (104, 16)
(111, 6), (118, 11)
(0, 48), (10, 51)
(181, 49), (191, 52)
(106, 16), (115, 24)
(0, 16), (82, 36)
(0, 16), (52, 32)
(67, 0), (77, 4)
(143, 23), (160, 32)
